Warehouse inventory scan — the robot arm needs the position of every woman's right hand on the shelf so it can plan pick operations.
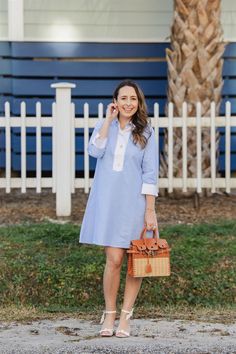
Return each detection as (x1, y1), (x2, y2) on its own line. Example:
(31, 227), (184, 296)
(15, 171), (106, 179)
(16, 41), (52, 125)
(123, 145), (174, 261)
(105, 103), (118, 123)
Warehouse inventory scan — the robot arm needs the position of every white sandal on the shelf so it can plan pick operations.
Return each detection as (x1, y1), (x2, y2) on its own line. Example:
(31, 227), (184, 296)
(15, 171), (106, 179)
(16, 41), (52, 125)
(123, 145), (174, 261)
(115, 308), (134, 338)
(99, 310), (116, 337)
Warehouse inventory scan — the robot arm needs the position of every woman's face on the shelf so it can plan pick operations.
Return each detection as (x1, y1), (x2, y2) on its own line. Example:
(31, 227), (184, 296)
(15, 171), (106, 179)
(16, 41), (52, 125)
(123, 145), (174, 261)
(114, 86), (139, 120)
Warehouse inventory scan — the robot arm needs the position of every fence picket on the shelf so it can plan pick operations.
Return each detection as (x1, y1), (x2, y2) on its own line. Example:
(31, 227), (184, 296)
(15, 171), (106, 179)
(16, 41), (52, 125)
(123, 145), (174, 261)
(196, 102), (202, 194)
(20, 102), (26, 193)
(210, 102), (216, 193)
(36, 102), (42, 193)
(154, 103), (159, 194)
(182, 102), (187, 193)
(71, 103), (75, 194)
(84, 103), (89, 194)
(52, 102), (56, 193)
(168, 102), (173, 193)
(225, 101), (231, 194)
(98, 103), (103, 120)
(5, 102), (11, 193)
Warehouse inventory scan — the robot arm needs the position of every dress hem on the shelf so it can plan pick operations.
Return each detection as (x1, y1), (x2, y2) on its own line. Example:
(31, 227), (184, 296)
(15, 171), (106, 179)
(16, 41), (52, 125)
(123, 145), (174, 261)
(79, 240), (130, 249)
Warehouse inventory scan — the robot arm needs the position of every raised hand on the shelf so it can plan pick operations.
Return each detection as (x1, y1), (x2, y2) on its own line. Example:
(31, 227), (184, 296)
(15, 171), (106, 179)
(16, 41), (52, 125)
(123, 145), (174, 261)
(105, 103), (119, 122)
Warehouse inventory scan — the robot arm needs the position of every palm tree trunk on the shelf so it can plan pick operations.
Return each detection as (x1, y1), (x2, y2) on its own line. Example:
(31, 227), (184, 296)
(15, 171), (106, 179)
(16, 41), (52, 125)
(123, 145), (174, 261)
(160, 0), (226, 196)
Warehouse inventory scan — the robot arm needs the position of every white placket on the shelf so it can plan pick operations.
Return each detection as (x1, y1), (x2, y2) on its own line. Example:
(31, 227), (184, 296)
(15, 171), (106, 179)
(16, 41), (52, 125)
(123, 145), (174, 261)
(112, 124), (131, 172)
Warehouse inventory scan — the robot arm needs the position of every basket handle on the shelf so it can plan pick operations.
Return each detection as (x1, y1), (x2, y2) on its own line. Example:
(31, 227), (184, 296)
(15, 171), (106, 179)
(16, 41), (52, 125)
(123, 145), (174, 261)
(140, 226), (159, 240)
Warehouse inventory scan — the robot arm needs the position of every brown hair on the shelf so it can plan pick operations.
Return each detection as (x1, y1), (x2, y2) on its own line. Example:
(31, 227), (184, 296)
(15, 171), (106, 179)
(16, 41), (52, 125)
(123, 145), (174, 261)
(112, 79), (151, 149)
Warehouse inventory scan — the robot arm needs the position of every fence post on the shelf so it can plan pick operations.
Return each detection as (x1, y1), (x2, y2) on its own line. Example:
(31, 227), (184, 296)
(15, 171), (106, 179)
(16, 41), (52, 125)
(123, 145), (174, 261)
(51, 82), (76, 216)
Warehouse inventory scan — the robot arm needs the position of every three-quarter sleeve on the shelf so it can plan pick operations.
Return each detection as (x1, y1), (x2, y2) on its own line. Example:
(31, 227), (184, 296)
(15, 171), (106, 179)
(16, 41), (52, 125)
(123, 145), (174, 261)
(141, 127), (159, 196)
(87, 119), (108, 158)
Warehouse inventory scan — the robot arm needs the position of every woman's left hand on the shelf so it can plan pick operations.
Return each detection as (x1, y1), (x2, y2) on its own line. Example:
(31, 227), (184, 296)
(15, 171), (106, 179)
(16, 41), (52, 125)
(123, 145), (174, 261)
(145, 209), (158, 231)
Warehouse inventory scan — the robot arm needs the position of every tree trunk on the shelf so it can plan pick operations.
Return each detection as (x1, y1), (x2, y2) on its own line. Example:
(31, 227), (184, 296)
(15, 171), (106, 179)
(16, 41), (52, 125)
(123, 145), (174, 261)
(160, 0), (226, 197)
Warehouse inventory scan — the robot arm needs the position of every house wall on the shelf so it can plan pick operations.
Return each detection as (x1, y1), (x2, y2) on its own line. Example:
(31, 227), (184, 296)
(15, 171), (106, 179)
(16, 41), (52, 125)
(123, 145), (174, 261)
(0, 0), (7, 40)
(0, 0), (235, 42)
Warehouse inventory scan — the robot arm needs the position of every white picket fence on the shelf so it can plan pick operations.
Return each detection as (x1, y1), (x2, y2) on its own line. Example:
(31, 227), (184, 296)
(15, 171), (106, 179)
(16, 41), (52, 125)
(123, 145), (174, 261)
(0, 83), (236, 216)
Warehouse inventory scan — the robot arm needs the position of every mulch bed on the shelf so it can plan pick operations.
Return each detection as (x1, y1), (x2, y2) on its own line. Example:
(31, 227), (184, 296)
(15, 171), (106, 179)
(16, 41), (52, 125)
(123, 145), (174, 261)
(1, 189), (236, 226)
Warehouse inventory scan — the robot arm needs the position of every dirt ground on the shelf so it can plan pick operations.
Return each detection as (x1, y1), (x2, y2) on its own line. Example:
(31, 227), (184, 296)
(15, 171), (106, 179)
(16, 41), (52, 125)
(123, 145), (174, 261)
(0, 317), (236, 354)
(0, 188), (235, 226)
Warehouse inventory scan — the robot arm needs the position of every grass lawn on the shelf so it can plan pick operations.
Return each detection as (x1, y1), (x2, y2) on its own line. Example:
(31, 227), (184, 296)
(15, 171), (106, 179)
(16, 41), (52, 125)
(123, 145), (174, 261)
(0, 220), (235, 322)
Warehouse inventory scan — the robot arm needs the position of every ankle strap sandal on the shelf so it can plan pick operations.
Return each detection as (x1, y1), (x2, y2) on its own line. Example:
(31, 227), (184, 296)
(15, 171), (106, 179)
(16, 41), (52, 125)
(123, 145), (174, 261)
(100, 310), (117, 324)
(121, 308), (134, 320)
(115, 308), (134, 338)
(99, 310), (116, 337)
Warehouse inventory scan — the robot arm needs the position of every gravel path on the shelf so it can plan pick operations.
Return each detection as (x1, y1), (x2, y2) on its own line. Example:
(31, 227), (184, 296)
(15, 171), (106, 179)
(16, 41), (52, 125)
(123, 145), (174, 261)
(0, 317), (235, 354)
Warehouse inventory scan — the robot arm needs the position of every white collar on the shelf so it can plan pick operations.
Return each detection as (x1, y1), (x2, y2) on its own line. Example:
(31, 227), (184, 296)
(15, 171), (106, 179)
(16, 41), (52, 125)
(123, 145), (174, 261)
(114, 117), (135, 132)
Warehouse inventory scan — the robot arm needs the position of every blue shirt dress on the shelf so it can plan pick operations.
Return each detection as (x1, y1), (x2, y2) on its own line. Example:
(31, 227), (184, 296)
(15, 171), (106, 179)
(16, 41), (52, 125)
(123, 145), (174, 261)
(79, 118), (159, 248)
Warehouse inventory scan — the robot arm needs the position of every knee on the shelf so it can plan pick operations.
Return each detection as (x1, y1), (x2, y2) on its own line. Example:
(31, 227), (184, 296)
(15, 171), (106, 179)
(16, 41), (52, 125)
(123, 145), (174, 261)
(106, 254), (123, 271)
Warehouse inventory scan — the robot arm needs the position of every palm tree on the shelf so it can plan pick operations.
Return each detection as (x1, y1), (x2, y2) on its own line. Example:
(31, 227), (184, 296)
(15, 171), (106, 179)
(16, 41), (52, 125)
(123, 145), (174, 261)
(160, 0), (226, 196)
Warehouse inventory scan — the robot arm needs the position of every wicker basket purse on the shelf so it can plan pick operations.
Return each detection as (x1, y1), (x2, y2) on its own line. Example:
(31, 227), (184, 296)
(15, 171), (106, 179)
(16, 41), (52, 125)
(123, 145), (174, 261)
(127, 227), (171, 277)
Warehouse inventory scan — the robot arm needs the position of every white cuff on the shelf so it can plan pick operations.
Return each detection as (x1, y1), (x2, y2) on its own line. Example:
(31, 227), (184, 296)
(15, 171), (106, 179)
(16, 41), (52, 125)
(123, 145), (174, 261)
(141, 183), (158, 196)
(91, 132), (107, 149)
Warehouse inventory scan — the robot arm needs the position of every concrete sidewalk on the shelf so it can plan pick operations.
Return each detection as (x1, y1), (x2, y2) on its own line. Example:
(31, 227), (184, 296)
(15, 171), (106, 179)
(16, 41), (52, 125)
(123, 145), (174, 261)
(0, 317), (235, 354)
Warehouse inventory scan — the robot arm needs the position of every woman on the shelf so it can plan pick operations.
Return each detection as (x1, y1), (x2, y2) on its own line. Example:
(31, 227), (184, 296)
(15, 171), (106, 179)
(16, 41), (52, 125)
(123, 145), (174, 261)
(80, 79), (165, 338)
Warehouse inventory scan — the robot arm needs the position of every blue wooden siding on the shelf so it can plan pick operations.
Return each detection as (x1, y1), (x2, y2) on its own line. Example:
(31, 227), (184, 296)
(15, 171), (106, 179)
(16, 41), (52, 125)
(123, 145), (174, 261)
(0, 41), (236, 174)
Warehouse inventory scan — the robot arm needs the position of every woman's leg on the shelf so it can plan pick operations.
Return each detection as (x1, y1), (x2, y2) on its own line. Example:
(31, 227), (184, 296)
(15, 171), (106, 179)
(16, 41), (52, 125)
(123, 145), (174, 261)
(117, 267), (143, 334)
(101, 247), (126, 332)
